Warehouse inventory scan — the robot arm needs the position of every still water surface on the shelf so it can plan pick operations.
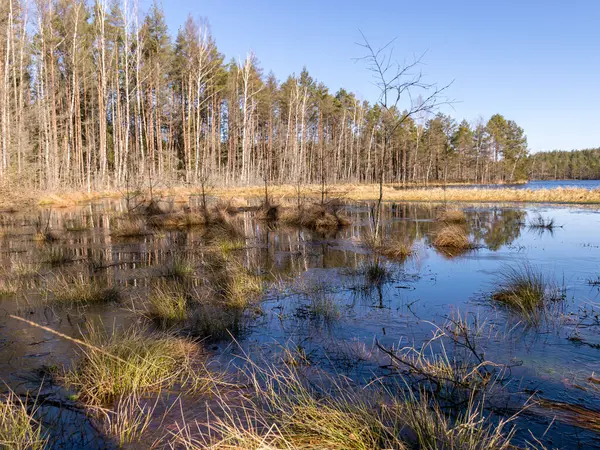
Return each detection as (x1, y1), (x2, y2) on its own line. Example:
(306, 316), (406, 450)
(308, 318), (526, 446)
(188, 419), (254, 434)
(1, 200), (600, 448)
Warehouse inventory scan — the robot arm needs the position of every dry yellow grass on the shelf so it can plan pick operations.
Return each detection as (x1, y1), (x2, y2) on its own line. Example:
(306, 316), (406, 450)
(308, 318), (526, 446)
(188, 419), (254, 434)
(2, 183), (598, 211)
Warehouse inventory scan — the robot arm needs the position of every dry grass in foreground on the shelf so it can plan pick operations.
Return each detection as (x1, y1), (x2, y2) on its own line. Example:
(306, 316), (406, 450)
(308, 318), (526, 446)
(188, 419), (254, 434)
(0, 390), (47, 450)
(170, 360), (521, 450)
(63, 325), (214, 406)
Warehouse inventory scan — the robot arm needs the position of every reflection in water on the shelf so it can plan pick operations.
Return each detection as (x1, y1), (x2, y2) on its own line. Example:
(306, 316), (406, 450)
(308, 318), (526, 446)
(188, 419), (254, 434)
(0, 200), (599, 447)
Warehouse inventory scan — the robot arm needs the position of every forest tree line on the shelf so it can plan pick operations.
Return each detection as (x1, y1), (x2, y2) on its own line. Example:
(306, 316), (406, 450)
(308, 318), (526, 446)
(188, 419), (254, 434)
(528, 149), (600, 181)
(0, 0), (532, 192)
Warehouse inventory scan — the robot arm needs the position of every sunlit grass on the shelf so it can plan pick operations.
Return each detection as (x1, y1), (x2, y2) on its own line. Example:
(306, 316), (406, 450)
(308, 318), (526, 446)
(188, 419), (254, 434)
(433, 225), (475, 251)
(169, 358), (519, 450)
(0, 390), (47, 450)
(146, 283), (190, 326)
(49, 275), (120, 306)
(63, 325), (213, 406)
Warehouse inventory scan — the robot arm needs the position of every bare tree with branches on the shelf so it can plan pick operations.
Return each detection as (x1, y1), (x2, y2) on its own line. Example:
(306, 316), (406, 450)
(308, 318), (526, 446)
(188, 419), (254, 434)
(357, 32), (453, 240)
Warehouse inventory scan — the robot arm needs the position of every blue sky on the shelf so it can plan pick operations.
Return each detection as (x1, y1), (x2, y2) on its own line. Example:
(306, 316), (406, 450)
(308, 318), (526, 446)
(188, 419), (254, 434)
(142, 0), (599, 153)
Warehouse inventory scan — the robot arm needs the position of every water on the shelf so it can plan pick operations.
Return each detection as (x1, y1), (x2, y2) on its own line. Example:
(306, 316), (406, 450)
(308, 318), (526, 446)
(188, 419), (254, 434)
(2, 200), (600, 448)
(440, 179), (600, 190)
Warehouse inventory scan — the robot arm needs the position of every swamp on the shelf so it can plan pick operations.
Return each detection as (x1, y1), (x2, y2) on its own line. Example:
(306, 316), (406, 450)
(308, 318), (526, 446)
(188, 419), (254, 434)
(1, 194), (600, 449)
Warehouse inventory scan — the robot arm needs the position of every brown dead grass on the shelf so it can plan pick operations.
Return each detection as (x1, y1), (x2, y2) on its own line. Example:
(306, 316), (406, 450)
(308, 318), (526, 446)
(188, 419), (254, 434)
(4, 182), (598, 212)
(433, 225), (475, 250)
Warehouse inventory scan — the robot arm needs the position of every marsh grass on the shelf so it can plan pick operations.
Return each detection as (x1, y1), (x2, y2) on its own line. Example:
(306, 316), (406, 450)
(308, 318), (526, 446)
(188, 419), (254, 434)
(111, 217), (150, 238)
(164, 256), (195, 280)
(0, 279), (19, 297)
(63, 325), (212, 406)
(64, 220), (91, 232)
(433, 225), (477, 256)
(362, 231), (414, 261)
(280, 201), (351, 232)
(437, 209), (467, 224)
(223, 264), (264, 309)
(363, 259), (392, 285)
(146, 283), (190, 326)
(94, 392), (161, 446)
(528, 213), (557, 230)
(10, 255), (41, 277)
(492, 264), (564, 322)
(307, 292), (341, 323)
(0, 390), (47, 450)
(33, 229), (58, 243)
(170, 356), (521, 450)
(49, 275), (120, 306)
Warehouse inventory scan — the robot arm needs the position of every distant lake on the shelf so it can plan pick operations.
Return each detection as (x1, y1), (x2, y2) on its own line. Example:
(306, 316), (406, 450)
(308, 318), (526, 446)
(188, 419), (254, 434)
(437, 179), (600, 190)
(518, 179), (600, 190)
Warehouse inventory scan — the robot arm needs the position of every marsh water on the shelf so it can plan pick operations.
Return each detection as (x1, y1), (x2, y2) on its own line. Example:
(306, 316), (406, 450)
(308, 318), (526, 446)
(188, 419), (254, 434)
(1, 199), (600, 448)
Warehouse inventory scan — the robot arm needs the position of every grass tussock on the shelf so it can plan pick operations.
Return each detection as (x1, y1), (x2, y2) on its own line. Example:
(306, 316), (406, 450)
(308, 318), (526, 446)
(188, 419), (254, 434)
(49, 275), (120, 306)
(528, 213), (557, 230)
(0, 279), (19, 297)
(111, 217), (150, 238)
(437, 209), (467, 224)
(223, 264), (264, 310)
(492, 264), (564, 322)
(170, 360), (519, 450)
(363, 259), (391, 285)
(307, 292), (341, 323)
(63, 325), (211, 405)
(146, 283), (190, 326)
(433, 225), (476, 252)
(10, 256), (41, 277)
(163, 256), (195, 280)
(363, 233), (414, 261)
(0, 390), (47, 450)
(280, 201), (351, 232)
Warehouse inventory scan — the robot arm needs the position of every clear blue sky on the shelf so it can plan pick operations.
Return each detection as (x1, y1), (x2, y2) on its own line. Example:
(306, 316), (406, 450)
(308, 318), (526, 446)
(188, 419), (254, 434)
(142, 0), (599, 153)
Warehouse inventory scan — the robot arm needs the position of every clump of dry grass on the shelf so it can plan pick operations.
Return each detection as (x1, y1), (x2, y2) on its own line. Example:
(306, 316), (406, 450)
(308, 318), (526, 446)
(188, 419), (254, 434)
(163, 256), (195, 280)
(433, 225), (475, 251)
(170, 359), (520, 450)
(10, 256), (41, 277)
(255, 201), (280, 222)
(280, 201), (350, 232)
(49, 275), (120, 306)
(0, 390), (47, 450)
(363, 232), (414, 260)
(223, 263), (264, 310)
(492, 264), (564, 322)
(63, 325), (212, 406)
(111, 217), (150, 238)
(437, 209), (467, 224)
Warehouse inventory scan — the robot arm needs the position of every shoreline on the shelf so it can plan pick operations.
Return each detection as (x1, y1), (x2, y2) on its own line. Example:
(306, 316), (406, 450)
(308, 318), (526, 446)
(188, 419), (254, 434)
(4, 182), (600, 211)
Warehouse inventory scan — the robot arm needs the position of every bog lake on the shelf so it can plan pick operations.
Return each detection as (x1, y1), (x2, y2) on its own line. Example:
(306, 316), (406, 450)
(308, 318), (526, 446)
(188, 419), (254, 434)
(1, 196), (600, 448)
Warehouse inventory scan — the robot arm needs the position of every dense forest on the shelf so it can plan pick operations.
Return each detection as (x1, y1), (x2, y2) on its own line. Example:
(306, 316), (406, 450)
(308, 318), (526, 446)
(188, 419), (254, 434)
(529, 148), (600, 180)
(0, 0), (532, 191)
